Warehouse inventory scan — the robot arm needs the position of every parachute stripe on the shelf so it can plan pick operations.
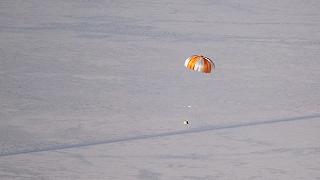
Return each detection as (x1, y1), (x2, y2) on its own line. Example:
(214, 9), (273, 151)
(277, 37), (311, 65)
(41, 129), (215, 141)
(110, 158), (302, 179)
(184, 57), (191, 67)
(188, 56), (198, 70)
(203, 59), (210, 73)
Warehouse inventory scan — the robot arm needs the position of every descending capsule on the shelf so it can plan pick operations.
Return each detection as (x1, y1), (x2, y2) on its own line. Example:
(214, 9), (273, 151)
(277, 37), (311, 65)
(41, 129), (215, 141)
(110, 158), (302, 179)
(184, 55), (215, 73)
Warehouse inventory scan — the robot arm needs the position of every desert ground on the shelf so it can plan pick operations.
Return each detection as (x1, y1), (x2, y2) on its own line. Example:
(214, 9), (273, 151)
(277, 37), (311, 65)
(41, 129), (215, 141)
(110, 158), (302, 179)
(1, 0), (320, 179)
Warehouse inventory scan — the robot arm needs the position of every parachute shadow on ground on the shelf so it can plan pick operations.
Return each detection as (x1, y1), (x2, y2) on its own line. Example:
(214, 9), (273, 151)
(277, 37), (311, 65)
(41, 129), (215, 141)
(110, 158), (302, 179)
(0, 114), (319, 157)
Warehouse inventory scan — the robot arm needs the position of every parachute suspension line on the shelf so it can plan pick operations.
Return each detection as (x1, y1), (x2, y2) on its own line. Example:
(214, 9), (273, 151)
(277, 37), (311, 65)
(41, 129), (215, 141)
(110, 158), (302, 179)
(182, 61), (193, 124)
(183, 105), (192, 125)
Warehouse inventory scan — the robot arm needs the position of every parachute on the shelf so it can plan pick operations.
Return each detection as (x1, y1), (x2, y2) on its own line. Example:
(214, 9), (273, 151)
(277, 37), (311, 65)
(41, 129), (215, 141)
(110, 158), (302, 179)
(184, 55), (215, 73)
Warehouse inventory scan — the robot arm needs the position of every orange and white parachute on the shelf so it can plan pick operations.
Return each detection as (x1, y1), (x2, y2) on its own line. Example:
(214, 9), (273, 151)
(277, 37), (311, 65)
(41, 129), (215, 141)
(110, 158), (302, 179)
(184, 55), (215, 73)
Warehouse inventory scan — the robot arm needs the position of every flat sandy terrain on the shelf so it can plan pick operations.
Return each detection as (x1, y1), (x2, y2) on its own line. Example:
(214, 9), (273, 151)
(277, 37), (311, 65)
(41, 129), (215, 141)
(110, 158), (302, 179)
(1, 0), (319, 179)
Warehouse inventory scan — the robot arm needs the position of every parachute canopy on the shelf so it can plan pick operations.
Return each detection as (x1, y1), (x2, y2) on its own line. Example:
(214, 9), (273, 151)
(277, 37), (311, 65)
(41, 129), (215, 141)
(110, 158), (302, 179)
(184, 55), (215, 73)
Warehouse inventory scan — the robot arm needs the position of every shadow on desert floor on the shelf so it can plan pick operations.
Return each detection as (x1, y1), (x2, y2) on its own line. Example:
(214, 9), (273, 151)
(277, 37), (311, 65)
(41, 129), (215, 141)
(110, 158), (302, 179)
(1, 114), (319, 157)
